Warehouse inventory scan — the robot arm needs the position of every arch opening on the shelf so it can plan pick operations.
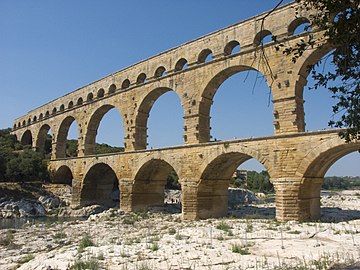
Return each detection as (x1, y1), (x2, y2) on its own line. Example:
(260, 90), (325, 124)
(36, 124), (53, 158)
(224, 40), (241, 56)
(136, 73), (147, 85)
(59, 104), (65, 112)
(121, 79), (130, 89)
(154, 66), (166, 78)
(288, 17), (311, 35)
(85, 105), (125, 155)
(108, 84), (116, 94)
(197, 152), (273, 219)
(136, 88), (183, 149)
(21, 130), (33, 147)
(87, 93), (94, 102)
(56, 116), (79, 158)
(68, 101), (74, 109)
(175, 58), (188, 71)
(53, 165), (73, 186)
(97, 88), (105, 98)
(80, 163), (119, 208)
(198, 49), (213, 64)
(201, 67), (274, 142)
(298, 145), (360, 221)
(254, 30), (273, 46)
(77, 97), (83, 106)
(132, 159), (181, 212)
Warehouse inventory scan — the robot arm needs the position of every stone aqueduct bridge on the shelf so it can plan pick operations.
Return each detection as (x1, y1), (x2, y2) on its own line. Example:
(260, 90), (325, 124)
(11, 2), (360, 221)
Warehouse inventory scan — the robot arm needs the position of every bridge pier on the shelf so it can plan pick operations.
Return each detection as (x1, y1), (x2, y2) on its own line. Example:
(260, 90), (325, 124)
(273, 177), (323, 222)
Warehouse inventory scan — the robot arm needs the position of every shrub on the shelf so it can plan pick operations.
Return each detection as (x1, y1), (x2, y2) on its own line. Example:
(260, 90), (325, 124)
(78, 234), (95, 253)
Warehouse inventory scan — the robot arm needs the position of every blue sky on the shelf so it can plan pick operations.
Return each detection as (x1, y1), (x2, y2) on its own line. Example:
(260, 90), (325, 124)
(1, 0), (359, 176)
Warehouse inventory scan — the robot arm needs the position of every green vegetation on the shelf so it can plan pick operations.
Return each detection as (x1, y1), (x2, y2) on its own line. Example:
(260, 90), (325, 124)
(230, 170), (274, 193)
(70, 258), (99, 270)
(165, 170), (181, 190)
(322, 176), (360, 190)
(0, 230), (15, 246)
(0, 129), (49, 182)
(231, 243), (250, 255)
(17, 254), (35, 264)
(78, 234), (95, 253)
(216, 221), (232, 232)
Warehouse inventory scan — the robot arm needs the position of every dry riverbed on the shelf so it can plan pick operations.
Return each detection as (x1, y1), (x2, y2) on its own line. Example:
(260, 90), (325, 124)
(1, 190), (360, 270)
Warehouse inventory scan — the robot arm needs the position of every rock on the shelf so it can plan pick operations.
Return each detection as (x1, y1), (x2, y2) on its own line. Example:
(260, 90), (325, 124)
(38, 195), (61, 209)
(228, 188), (257, 208)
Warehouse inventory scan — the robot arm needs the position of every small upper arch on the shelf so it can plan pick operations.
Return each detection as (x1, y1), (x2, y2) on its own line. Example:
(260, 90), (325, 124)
(224, 40), (241, 56)
(68, 101), (74, 109)
(59, 104), (65, 112)
(198, 49), (213, 64)
(154, 66), (166, 78)
(77, 97), (83, 106)
(253, 29), (273, 47)
(174, 58), (188, 71)
(87, 93), (94, 102)
(27, 118), (31, 125)
(121, 79), (131, 89)
(52, 108), (57, 115)
(288, 17), (311, 36)
(97, 88), (105, 98)
(108, 84), (116, 94)
(136, 73), (147, 85)
(33, 115), (37, 122)
(45, 111), (50, 118)
(39, 113), (44, 120)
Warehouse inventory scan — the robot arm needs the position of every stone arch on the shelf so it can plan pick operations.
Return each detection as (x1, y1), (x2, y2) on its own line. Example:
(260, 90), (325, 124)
(68, 101), (74, 109)
(224, 40), (240, 56)
(45, 111), (50, 118)
(253, 29), (273, 46)
(36, 124), (53, 154)
(27, 118), (31, 125)
(121, 79), (130, 89)
(132, 159), (178, 211)
(134, 87), (184, 150)
(80, 163), (119, 207)
(84, 104), (125, 155)
(52, 108), (57, 115)
(87, 93), (94, 102)
(294, 138), (360, 220)
(108, 84), (116, 94)
(39, 113), (44, 120)
(288, 17), (310, 35)
(21, 130), (33, 146)
(136, 73), (147, 85)
(22, 120), (26, 127)
(53, 165), (73, 185)
(198, 65), (271, 142)
(77, 97), (83, 106)
(33, 116), (37, 122)
(197, 150), (269, 219)
(198, 49), (213, 63)
(60, 104), (65, 112)
(56, 116), (79, 158)
(97, 88), (105, 98)
(154, 66), (166, 78)
(175, 58), (188, 71)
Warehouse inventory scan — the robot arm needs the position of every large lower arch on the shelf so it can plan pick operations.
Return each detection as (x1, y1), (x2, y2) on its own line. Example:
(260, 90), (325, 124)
(296, 140), (360, 221)
(134, 87), (184, 150)
(56, 116), (78, 158)
(36, 124), (53, 155)
(198, 65), (272, 142)
(84, 104), (124, 155)
(80, 163), (119, 207)
(197, 151), (267, 219)
(132, 159), (177, 211)
(53, 165), (73, 185)
(21, 130), (33, 147)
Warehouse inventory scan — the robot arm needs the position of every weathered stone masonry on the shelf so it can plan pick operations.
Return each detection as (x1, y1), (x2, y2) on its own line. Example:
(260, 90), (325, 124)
(11, 2), (360, 221)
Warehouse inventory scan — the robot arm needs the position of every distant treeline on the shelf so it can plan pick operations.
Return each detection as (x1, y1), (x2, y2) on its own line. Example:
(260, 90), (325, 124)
(323, 176), (360, 190)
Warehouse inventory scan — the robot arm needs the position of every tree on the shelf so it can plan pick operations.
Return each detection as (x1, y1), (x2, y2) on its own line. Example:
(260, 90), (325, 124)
(281, 0), (360, 142)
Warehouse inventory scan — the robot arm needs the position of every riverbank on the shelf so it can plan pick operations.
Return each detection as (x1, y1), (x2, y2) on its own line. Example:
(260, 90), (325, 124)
(0, 190), (359, 270)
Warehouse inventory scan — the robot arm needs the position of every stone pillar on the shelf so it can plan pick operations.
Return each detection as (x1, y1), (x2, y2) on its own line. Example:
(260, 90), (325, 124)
(181, 180), (199, 220)
(272, 178), (302, 222)
(71, 178), (82, 208)
(299, 178), (323, 221)
(119, 179), (133, 212)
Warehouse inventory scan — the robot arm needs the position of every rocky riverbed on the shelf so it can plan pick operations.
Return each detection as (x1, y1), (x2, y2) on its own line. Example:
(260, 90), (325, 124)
(0, 190), (359, 270)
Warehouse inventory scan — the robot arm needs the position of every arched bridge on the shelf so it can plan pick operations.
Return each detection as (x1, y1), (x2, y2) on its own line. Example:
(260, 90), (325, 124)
(11, 2), (360, 221)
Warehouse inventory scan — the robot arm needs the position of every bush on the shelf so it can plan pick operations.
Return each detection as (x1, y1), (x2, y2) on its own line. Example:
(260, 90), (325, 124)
(70, 258), (99, 270)
(78, 234), (95, 253)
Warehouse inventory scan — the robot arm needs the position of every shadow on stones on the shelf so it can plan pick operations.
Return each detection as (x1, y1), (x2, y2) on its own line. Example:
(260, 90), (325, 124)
(320, 207), (360, 223)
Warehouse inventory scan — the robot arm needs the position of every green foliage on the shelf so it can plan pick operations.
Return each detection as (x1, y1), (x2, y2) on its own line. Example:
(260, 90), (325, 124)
(165, 170), (181, 190)
(78, 234), (95, 253)
(66, 139), (78, 157)
(17, 254), (35, 264)
(70, 258), (99, 270)
(216, 221), (232, 232)
(322, 176), (360, 190)
(231, 243), (250, 255)
(284, 0), (360, 141)
(246, 170), (273, 193)
(5, 149), (49, 182)
(95, 143), (124, 155)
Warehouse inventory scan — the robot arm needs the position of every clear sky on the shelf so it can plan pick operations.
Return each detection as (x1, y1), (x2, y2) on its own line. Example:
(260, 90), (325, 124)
(1, 0), (359, 176)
